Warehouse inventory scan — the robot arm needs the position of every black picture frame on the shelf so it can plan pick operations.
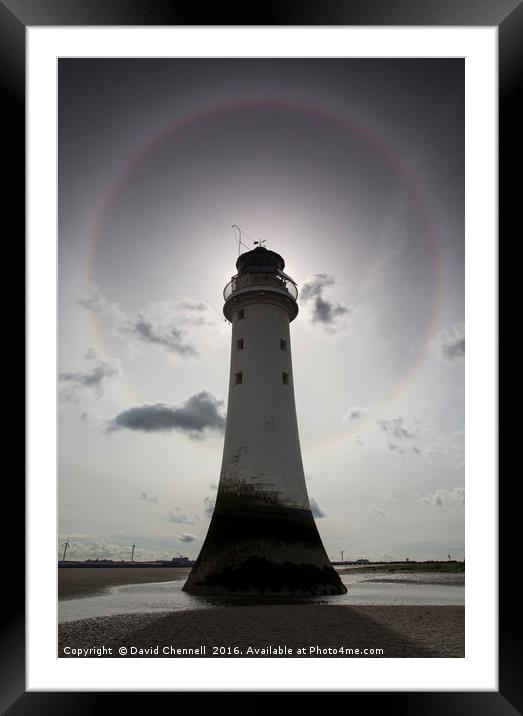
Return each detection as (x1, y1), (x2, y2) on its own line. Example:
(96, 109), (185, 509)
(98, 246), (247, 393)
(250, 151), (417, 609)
(8, 0), (514, 711)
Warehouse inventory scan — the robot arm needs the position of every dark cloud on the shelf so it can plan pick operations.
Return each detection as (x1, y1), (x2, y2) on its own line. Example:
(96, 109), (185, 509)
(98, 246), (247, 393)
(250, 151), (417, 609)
(78, 289), (222, 357)
(179, 533), (197, 543)
(203, 496), (215, 517)
(443, 337), (465, 361)
(107, 390), (226, 437)
(300, 274), (335, 301)
(312, 295), (349, 325)
(168, 508), (193, 524)
(344, 406), (369, 422)
(378, 417), (418, 440)
(388, 443), (406, 454)
(59, 348), (121, 400)
(124, 315), (197, 356)
(417, 487), (464, 510)
(371, 506), (388, 518)
(300, 274), (350, 328)
(138, 492), (158, 504)
(430, 322), (465, 363)
(310, 497), (326, 518)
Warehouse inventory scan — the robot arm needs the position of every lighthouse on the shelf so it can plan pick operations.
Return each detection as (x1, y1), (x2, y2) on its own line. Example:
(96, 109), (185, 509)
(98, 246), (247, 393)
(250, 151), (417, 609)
(183, 246), (346, 596)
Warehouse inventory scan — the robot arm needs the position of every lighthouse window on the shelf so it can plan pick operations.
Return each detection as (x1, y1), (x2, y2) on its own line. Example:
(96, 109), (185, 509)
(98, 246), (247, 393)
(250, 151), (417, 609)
(282, 372), (289, 385)
(280, 339), (287, 351)
(237, 339), (244, 351)
(237, 309), (245, 320)
(235, 371), (243, 385)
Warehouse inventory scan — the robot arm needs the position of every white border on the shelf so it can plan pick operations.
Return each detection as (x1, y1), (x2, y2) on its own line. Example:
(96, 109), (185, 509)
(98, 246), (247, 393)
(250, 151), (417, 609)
(27, 27), (497, 691)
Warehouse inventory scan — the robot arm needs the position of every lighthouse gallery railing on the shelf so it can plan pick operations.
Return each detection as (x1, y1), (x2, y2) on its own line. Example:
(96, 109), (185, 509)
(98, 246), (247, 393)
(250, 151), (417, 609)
(223, 272), (298, 302)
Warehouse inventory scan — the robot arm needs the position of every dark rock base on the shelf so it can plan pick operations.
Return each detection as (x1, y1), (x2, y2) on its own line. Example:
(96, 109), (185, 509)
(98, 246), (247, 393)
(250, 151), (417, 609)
(183, 497), (346, 596)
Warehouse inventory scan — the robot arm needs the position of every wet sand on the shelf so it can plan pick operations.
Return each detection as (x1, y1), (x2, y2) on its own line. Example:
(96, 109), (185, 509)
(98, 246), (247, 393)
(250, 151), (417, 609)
(59, 604), (464, 658)
(58, 568), (464, 658)
(361, 576), (464, 586)
(59, 567), (191, 601)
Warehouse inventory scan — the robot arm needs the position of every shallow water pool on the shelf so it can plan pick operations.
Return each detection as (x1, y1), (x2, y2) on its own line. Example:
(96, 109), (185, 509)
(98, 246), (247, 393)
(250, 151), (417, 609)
(58, 570), (464, 624)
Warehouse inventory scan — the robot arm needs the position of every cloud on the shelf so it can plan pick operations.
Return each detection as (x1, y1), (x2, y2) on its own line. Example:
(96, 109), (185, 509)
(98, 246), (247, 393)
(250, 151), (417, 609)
(122, 299), (223, 357)
(78, 289), (224, 358)
(371, 506), (388, 518)
(387, 443), (406, 454)
(168, 298), (222, 326)
(355, 434), (365, 447)
(123, 315), (197, 356)
(58, 536), (145, 562)
(310, 497), (326, 518)
(59, 348), (122, 400)
(77, 286), (123, 319)
(168, 508), (194, 524)
(378, 417), (418, 440)
(107, 390), (226, 438)
(430, 322), (465, 363)
(300, 274), (350, 329)
(344, 406), (370, 422)
(376, 416), (464, 463)
(179, 533), (197, 543)
(417, 487), (465, 510)
(380, 552), (396, 561)
(58, 534), (196, 562)
(138, 492), (158, 504)
(203, 496), (215, 517)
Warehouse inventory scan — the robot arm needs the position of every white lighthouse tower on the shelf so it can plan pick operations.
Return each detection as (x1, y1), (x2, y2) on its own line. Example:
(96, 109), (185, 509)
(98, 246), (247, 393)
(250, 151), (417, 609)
(183, 246), (346, 595)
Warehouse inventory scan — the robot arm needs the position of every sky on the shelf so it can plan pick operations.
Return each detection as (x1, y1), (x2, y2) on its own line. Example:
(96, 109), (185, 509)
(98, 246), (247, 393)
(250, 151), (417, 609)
(58, 58), (464, 563)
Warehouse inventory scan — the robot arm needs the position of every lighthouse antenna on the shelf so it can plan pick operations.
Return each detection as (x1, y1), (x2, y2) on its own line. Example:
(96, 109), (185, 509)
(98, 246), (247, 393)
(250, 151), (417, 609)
(232, 224), (241, 256)
(232, 224), (252, 256)
(233, 224), (263, 255)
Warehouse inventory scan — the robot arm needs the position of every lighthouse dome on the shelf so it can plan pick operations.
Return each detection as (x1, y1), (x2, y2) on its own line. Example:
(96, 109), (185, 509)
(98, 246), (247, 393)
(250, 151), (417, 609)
(223, 244), (298, 319)
(236, 246), (285, 274)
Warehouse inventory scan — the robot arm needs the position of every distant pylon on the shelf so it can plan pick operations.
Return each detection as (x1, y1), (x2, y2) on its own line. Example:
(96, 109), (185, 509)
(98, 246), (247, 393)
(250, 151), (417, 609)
(62, 537), (70, 562)
(131, 541), (136, 562)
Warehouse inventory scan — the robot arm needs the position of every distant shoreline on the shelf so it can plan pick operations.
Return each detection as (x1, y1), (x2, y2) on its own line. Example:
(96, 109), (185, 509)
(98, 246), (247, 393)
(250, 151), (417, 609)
(338, 561), (465, 574)
(58, 559), (464, 572)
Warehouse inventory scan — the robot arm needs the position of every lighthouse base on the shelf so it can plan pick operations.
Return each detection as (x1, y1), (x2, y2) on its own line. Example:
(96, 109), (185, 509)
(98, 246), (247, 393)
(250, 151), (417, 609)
(183, 497), (347, 596)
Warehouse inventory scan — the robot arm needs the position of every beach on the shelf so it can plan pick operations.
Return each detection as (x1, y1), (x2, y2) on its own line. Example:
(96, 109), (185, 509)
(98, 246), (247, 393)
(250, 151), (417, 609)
(59, 567), (189, 600)
(58, 567), (464, 658)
